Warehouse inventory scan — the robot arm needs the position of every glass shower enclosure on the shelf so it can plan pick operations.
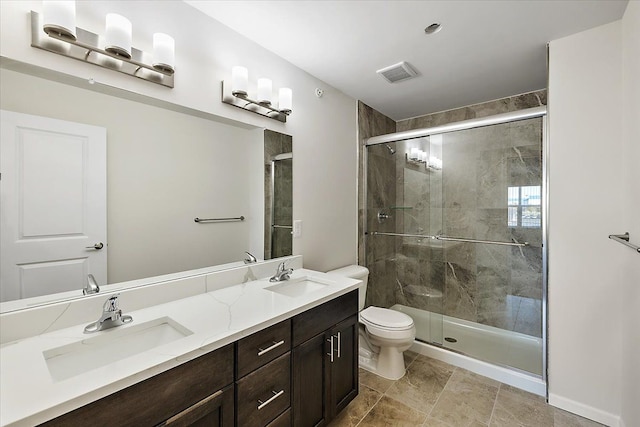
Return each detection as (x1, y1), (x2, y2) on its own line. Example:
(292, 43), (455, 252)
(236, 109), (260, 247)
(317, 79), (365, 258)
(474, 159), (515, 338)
(364, 109), (546, 377)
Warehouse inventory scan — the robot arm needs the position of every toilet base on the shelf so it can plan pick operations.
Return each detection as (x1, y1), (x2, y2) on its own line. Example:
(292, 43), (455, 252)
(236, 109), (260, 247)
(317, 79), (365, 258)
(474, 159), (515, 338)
(358, 328), (411, 380)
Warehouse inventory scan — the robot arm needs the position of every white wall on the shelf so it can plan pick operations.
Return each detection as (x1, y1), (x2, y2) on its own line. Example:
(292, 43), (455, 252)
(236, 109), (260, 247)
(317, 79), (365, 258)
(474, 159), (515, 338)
(549, 12), (639, 426)
(620, 2), (640, 427)
(0, 0), (358, 273)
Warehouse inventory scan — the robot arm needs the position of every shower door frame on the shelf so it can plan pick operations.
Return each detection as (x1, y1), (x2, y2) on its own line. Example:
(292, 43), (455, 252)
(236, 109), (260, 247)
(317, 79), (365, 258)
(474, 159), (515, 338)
(362, 106), (548, 387)
(269, 152), (293, 258)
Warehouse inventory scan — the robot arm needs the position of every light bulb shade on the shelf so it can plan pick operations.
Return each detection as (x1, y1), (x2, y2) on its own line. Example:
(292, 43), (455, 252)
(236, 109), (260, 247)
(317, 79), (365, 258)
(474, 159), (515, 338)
(410, 147), (419, 160)
(279, 88), (293, 113)
(43, 1), (77, 40)
(152, 33), (175, 74)
(257, 78), (272, 105)
(231, 66), (248, 97)
(105, 13), (132, 59)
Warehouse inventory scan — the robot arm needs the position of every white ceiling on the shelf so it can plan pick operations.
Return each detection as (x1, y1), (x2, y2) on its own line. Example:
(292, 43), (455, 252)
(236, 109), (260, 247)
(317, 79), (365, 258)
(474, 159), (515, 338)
(185, 0), (628, 121)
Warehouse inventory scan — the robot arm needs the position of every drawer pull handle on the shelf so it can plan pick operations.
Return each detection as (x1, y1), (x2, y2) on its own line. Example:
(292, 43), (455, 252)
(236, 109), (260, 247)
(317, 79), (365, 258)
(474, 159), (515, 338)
(327, 336), (334, 363)
(337, 332), (341, 358)
(257, 389), (284, 410)
(257, 340), (285, 356)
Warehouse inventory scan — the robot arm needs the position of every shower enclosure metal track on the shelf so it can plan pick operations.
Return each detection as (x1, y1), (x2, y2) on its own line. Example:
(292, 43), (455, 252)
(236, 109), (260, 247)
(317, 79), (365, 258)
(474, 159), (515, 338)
(367, 231), (529, 247)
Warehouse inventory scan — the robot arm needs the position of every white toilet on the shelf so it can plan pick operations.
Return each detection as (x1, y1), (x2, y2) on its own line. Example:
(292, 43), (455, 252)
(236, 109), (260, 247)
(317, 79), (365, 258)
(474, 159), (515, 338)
(327, 265), (416, 380)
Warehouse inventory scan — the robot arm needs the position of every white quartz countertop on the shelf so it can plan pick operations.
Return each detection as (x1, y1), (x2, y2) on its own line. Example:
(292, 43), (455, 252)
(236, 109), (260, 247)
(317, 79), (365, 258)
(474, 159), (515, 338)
(0, 269), (360, 426)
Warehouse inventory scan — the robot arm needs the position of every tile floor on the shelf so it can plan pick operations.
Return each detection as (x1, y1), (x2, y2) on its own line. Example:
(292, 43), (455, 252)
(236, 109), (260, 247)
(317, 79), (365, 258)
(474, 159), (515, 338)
(329, 352), (604, 427)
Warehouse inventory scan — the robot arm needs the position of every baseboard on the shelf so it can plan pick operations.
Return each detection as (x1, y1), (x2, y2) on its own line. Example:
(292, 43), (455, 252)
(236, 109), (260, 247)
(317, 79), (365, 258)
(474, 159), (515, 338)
(549, 393), (621, 427)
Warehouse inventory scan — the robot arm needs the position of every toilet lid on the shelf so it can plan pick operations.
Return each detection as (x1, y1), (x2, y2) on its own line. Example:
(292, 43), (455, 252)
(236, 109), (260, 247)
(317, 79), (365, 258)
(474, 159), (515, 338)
(360, 306), (414, 330)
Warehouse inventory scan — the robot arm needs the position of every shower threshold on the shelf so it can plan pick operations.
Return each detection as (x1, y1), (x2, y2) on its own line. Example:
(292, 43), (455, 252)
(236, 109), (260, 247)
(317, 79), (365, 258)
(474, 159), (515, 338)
(391, 304), (542, 375)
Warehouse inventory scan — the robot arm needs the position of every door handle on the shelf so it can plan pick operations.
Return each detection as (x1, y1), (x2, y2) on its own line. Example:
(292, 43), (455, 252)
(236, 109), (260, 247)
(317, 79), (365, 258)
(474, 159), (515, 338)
(85, 242), (104, 250)
(337, 332), (341, 358)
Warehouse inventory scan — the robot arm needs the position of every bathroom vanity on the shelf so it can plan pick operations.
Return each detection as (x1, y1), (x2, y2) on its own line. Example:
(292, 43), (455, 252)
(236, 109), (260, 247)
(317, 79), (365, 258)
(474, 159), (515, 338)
(0, 260), (360, 427)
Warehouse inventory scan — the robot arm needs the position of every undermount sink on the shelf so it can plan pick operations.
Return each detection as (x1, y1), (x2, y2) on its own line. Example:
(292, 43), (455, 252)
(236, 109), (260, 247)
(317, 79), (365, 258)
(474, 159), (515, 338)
(43, 317), (192, 382)
(265, 277), (331, 298)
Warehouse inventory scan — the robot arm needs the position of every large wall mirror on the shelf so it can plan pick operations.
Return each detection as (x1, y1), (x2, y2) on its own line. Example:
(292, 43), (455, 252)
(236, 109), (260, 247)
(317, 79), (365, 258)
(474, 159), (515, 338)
(0, 62), (293, 311)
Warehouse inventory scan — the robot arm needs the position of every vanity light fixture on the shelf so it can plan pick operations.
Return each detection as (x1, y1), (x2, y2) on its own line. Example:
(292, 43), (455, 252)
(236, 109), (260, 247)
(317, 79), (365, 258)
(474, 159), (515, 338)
(42, 0), (77, 41)
(31, 4), (175, 87)
(152, 33), (175, 74)
(222, 66), (293, 123)
(257, 78), (273, 105)
(406, 149), (442, 170)
(104, 13), (132, 59)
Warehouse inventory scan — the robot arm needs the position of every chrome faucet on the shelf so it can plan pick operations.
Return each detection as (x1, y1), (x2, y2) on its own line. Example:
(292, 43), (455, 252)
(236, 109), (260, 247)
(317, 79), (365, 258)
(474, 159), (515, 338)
(84, 294), (133, 333)
(83, 274), (100, 295)
(244, 251), (258, 264)
(269, 261), (293, 282)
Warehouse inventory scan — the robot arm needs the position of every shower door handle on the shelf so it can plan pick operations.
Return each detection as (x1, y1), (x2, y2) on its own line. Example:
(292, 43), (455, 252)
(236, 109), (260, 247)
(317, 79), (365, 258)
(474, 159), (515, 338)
(326, 336), (334, 363)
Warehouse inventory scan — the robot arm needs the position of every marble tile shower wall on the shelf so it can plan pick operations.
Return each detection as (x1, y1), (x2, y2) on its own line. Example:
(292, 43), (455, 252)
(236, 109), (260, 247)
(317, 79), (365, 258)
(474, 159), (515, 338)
(358, 102), (397, 308)
(264, 130), (292, 259)
(359, 91), (546, 338)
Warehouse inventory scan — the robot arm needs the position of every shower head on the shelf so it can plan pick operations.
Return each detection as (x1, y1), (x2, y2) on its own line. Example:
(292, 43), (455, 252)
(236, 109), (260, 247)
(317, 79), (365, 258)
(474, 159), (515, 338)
(385, 144), (396, 155)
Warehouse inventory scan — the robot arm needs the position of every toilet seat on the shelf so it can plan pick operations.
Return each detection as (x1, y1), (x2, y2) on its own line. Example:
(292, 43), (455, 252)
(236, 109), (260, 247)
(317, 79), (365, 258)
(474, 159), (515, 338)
(360, 306), (414, 331)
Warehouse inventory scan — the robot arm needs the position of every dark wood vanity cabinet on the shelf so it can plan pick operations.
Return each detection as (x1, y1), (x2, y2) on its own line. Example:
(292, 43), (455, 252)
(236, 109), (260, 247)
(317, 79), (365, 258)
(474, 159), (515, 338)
(292, 291), (359, 427)
(235, 319), (292, 427)
(40, 344), (235, 427)
(37, 290), (358, 427)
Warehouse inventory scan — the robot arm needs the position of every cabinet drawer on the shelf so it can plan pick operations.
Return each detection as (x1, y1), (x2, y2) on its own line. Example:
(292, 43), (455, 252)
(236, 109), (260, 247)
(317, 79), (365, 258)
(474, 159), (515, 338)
(236, 352), (291, 427)
(40, 344), (234, 427)
(266, 408), (291, 427)
(292, 290), (358, 347)
(237, 319), (291, 378)
(155, 384), (234, 427)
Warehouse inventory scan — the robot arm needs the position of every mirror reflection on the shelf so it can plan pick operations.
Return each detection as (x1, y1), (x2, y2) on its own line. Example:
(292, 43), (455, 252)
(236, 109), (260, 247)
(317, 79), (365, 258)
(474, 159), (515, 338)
(264, 130), (293, 259)
(0, 65), (293, 309)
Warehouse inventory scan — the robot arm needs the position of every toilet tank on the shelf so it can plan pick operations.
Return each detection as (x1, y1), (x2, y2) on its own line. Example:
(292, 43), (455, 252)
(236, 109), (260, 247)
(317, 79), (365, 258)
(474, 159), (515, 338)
(326, 265), (369, 311)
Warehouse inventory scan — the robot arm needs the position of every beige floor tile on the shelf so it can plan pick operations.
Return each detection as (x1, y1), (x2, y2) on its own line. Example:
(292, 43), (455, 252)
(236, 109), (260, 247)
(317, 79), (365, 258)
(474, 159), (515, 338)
(328, 385), (382, 427)
(359, 368), (395, 394)
(490, 384), (554, 427)
(553, 408), (605, 427)
(404, 349), (420, 367)
(423, 417), (488, 427)
(429, 369), (499, 426)
(385, 355), (455, 413)
(358, 396), (427, 427)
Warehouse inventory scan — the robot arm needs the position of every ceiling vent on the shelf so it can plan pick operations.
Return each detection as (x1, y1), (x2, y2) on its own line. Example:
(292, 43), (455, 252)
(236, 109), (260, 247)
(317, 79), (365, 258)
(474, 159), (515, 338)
(376, 61), (418, 83)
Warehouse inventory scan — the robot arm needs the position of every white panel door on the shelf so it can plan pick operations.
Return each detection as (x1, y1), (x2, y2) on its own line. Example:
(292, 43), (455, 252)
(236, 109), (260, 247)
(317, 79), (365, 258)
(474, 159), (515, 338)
(1, 110), (107, 302)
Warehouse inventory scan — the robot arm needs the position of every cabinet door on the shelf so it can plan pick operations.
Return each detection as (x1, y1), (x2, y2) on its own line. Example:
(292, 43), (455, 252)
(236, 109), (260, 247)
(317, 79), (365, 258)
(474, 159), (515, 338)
(328, 315), (359, 418)
(292, 333), (330, 427)
(156, 384), (234, 427)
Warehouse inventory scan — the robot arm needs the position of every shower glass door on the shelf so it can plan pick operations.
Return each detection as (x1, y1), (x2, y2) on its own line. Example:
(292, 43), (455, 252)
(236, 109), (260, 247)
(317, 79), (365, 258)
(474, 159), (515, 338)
(436, 118), (543, 375)
(364, 116), (544, 377)
(365, 138), (445, 346)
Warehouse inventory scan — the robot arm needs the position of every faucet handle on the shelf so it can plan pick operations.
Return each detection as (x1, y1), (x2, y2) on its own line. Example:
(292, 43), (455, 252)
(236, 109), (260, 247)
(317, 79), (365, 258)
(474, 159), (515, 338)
(103, 294), (120, 312)
(277, 260), (289, 272)
(244, 251), (257, 264)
